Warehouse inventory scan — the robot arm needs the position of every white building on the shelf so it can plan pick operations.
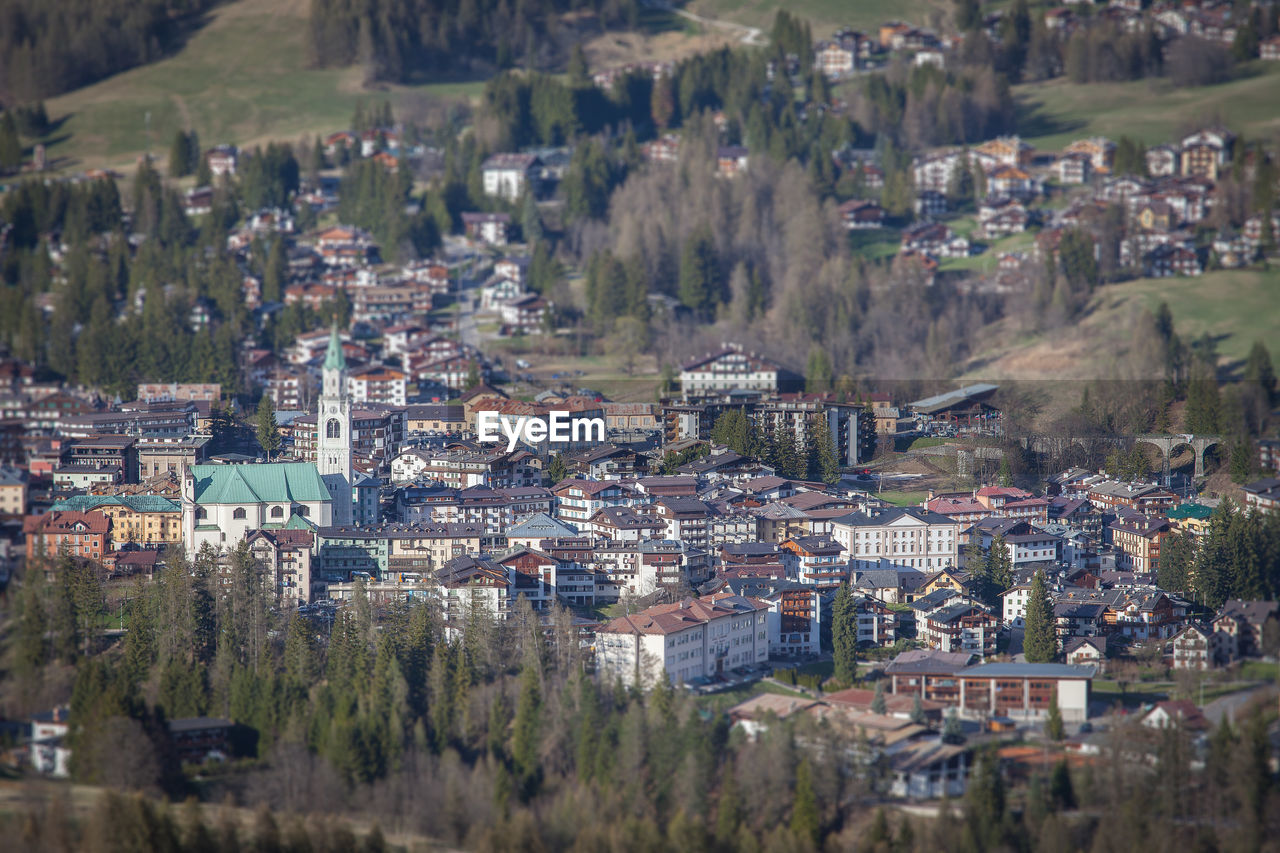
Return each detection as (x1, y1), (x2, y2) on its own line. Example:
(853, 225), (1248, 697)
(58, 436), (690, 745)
(181, 462), (332, 553)
(481, 153), (540, 201)
(347, 366), (407, 407)
(595, 593), (771, 688)
(679, 344), (782, 396)
(832, 507), (960, 573)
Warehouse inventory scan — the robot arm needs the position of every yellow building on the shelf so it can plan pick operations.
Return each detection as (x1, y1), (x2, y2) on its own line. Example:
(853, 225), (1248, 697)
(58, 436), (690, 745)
(0, 465), (28, 516)
(49, 494), (182, 548)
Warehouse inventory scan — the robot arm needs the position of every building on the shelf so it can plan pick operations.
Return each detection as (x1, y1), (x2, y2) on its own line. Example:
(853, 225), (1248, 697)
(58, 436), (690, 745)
(595, 593), (770, 688)
(1109, 514), (1172, 572)
(1242, 478), (1280, 513)
(0, 464), (28, 515)
(481, 153), (540, 201)
(182, 462), (332, 552)
(951, 662), (1095, 721)
(50, 494), (181, 549)
(679, 344), (783, 396)
(462, 212), (512, 245)
(317, 327), (353, 525)
(25, 511), (111, 564)
(1087, 481), (1177, 515)
(1179, 128), (1234, 180)
(247, 528), (316, 607)
(832, 507), (960, 573)
(347, 366), (407, 408)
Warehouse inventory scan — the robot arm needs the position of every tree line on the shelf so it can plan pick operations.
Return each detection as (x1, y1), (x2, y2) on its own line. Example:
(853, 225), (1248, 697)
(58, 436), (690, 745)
(306, 0), (638, 82)
(0, 0), (218, 102)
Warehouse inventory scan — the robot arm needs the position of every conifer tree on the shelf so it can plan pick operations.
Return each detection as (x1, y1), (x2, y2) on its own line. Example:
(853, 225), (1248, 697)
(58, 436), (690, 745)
(872, 678), (887, 714)
(831, 583), (858, 685)
(1023, 569), (1057, 663)
(255, 395), (281, 460)
(1045, 692), (1064, 741)
(791, 758), (820, 846)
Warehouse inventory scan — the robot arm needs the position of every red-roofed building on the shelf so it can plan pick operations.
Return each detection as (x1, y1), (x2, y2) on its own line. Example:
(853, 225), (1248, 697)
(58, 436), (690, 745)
(25, 511), (111, 565)
(595, 593), (770, 688)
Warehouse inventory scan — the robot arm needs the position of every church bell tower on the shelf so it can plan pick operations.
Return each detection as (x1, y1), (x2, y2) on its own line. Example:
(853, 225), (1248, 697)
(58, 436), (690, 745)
(317, 325), (353, 525)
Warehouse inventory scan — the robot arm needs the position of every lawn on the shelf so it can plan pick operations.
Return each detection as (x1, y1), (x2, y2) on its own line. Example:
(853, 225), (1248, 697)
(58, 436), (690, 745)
(875, 490), (928, 507)
(963, 267), (1280, 384)
(693, 678), (812, 712)
(1014, 62), (1280, 152)
(39, 0), (486, 174)
(1237, 660), (1280, 682)
(688, 0), (950, 31)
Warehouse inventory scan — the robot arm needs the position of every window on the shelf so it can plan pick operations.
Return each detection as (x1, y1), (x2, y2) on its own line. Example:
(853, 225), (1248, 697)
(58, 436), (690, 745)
(326, 418), (342, 439)
(196, 507), (207, 520)
(271, 506), (284, 519)
(233, 508), (247, 520)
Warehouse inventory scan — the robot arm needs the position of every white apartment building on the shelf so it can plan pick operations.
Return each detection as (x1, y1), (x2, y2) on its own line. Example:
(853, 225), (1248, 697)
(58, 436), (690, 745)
(481, 153), (540, 201)
(596, 593), (771, 688)
(679, 344), (781, 395)
(347, 367), (407, 407)
(831, 507), (960, 573)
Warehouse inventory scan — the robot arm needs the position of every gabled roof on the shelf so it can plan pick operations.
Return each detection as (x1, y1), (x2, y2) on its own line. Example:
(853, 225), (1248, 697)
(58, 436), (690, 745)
(190, 463), (331, 505)
(507, 512), (579, 539)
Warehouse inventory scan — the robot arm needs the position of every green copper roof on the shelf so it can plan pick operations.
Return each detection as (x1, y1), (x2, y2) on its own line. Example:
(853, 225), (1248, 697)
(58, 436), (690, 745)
(323, 325), (346, 371)
(52, 495), (180, 513)
(191, 463), (331, 505)
(1168, 503), (1213, 521)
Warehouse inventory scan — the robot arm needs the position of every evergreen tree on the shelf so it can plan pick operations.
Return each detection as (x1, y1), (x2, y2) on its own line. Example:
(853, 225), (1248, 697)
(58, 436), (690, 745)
(807, 413), (840, 485)
(0, 112), (21, 171)
(545, 453), (568, 485)
(678, 225), (721, 319)
(255, 395), (281, 460)
(790, 758), (820, 846)
(1158, 531), (1195, 593)
(521, 192), (543, 245)
(1045, 692), (1064, 741)
(831, 583), (858, 685)
(1023, 569), (1057, 663)
(1049, 759), (1076, 810)
(910, 692), (926, 725)
(1243, 340), (1276, 405)
(511, 647), (542, 799)
(871, 679), (887, 714)
(1185, 360), (1221, 434)
(988, 534), (1013, 598)
(263, 236), (287, 303)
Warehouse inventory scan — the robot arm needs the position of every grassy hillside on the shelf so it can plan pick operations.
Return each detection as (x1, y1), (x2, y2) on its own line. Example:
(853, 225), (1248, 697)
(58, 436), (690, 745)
(687, 0), (950, 33)
(964, 268), (1280, 383)
(1014, 62), (1280, 151)
(39, 0), (486, 174)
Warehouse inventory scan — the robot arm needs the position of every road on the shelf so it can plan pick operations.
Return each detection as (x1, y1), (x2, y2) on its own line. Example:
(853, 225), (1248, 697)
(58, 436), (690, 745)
(641, 0), (765, 46)
(1202, 682), (1277, 726)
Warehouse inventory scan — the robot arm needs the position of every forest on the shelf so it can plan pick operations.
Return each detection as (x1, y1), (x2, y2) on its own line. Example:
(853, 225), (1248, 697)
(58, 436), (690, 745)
(305, 0), (638, 82)
(0, 0), (219, 102)
(7, 541), (1280, 852)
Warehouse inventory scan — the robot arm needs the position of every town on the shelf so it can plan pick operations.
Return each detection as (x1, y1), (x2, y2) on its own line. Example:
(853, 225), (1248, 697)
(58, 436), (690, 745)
(1, 0), (1279, 848)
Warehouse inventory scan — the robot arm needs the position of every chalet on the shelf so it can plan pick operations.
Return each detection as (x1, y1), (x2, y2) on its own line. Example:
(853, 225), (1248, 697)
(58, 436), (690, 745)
(1064, 137), (1115, 172)
(913, 189), (947, 218)
(1145, 144), (1178, 177)
(462, 212), (512, 246)
(205, 145), (238, 177)
(1135, 199), (1175, 231)
(1212, 599), (1279, 658)
(717, 146), (749, 178)
(1056, 153), (1092, 185)
(839, 199), (885, 230)
(1064, 635), (1106, 671)
(1141, 700), (1209, 732)
(642, 133), (681, 164)
(1179, 128), (1234, 180)
(1242, 477), (1280, 514)
(1087, 481), (1177, 515)
(901, 221), (951, 254)
(500, 293), (552, 335)
(481, 153), (540, 201)
(920, 603), (999, 657)
(975, 136), (1033, 169)
(1144, 244), (1201, 277)
(815, 37), (857, 77)
(1243, 211), (1280, 247)
(987, 165), (1037, 199)
(1169, 624), (1224, 670)
(780, 535), (847, 588)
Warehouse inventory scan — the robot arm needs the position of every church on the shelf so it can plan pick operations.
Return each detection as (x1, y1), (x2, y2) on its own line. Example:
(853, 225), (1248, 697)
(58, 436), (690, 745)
(181, 326), (356, 553)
